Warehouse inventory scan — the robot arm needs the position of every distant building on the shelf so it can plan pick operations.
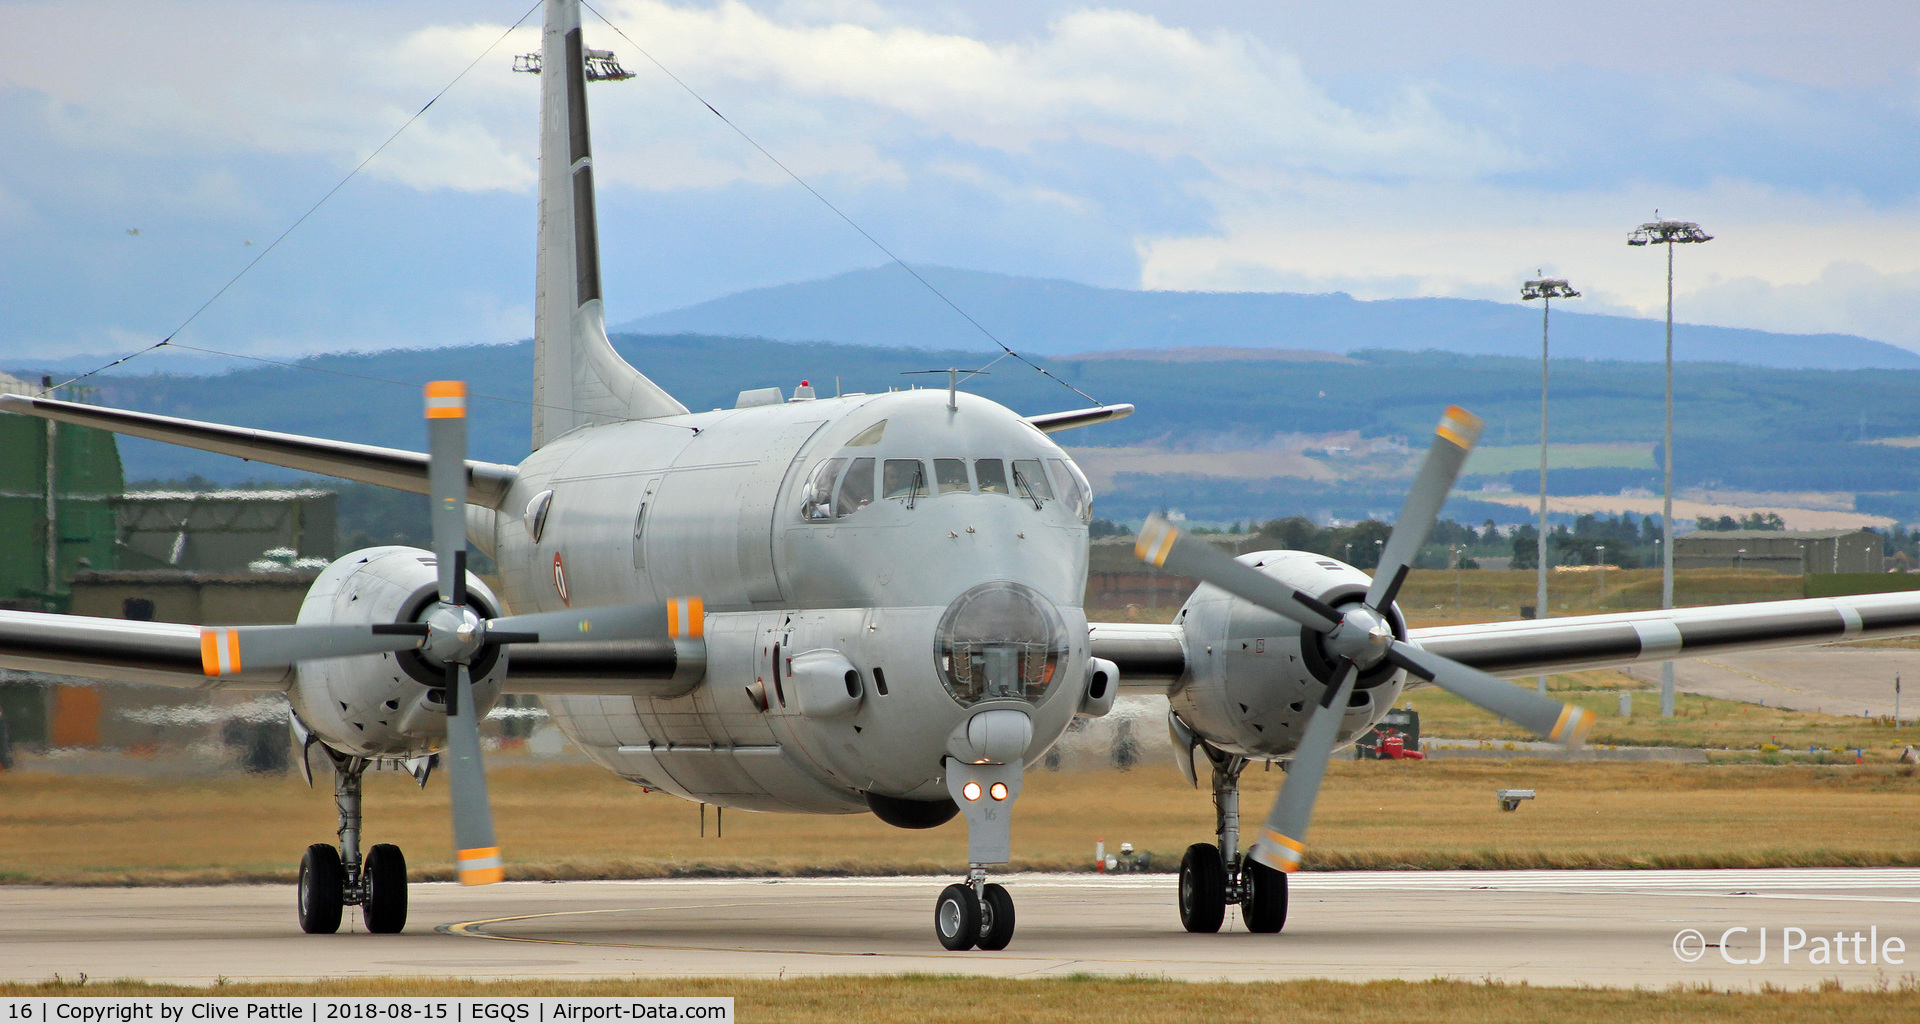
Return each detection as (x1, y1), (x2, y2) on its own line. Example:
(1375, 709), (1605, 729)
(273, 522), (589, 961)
(115, 490), (337, 572)
(1675, 529), (1882, 574)
(0, 372), (124, 609)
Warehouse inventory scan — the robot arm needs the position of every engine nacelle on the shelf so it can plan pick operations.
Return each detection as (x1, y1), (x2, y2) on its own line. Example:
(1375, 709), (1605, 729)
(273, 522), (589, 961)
(1170, 549), (1406, 759)
(288, 546), (506, 758)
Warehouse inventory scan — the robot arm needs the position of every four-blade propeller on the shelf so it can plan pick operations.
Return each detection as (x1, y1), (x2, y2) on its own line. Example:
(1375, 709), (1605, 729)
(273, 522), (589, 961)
(1136, 405), (1595, 874)
(197, 381), (705, 886)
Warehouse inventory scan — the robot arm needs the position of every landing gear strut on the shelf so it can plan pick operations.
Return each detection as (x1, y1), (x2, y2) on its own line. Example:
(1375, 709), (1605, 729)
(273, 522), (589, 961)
(298, 750), (408, 934)
(1178, 750), (1287, 934)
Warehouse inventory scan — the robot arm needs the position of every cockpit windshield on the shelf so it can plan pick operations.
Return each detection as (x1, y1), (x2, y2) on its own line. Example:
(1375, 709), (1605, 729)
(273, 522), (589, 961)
(798, 449), (1093, 522)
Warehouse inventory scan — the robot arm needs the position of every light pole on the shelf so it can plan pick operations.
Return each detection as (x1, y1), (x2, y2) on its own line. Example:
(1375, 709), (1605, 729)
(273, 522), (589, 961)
(1522, 277), (1580, 694)
(1629, 215), (1712, 717)
(1597, 543), (1607, 605)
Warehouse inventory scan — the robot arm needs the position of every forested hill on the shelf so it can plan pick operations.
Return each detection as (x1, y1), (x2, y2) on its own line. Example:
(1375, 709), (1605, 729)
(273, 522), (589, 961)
(11, 335), (1920, 522)
(615, 266), (1920, 371)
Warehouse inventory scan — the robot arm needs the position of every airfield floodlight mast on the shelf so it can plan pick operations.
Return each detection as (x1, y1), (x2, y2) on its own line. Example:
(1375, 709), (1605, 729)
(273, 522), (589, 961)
(1521, 276), (1581, 695)
(1629, 216), (1713, 717)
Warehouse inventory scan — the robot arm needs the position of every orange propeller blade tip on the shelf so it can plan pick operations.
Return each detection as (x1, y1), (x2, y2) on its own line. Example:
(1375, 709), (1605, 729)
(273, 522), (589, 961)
(424, 380), (468, 419)
(1436, 406), (1484, 449)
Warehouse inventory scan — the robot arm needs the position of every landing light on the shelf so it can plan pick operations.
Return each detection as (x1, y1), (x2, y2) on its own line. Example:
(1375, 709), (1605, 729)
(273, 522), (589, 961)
(989, 782), (1009, 801)
(962, 781), (983, 802)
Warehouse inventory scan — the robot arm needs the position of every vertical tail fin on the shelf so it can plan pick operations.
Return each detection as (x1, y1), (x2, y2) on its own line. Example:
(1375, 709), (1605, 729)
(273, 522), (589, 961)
(533, 0), (686, 448)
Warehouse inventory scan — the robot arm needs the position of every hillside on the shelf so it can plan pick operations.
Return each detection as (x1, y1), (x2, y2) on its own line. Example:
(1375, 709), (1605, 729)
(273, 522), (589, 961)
(615, 266), (1920, 371)
(11, 336), (1920, 525)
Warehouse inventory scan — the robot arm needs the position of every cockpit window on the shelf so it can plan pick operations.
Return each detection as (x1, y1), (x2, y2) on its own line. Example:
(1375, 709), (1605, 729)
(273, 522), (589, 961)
(845, 421), (886, 447)
(1011, 459), (1052, 501)
(836, 457), (875, 515)
(975, 459), (1009, 494)
(934, 458), (971, 494)
(800, 457), (847, 520)
(1049, 458), (1092, 523)
(883, 459), (927, 501)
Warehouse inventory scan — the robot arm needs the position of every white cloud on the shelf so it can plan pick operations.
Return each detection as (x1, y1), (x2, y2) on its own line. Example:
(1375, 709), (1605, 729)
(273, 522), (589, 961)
(1137, 173), (1920, 348)
(2, 1), (1918, 358)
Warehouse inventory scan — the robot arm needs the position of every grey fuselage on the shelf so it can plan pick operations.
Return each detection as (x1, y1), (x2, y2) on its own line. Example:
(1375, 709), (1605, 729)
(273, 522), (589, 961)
(487, 388), (1093, 813)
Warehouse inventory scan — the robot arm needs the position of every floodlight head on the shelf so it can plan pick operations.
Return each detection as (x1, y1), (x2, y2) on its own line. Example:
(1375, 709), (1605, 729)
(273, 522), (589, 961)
(1628, 219), (1712, 246)
(1521, 278), (1580, 301)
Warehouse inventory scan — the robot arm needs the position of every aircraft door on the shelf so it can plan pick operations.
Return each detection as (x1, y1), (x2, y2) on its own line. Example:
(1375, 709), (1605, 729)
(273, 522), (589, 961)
(736, 420), (825, 603)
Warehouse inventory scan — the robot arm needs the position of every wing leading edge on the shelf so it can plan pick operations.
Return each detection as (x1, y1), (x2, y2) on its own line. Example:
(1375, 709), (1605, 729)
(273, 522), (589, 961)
(1091, 588), (1920, 690)
(0, 393), (517, 508)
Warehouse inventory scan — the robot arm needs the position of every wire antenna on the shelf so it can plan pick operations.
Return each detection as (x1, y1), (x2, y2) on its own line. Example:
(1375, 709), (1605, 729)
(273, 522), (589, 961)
(580, 1), (1106, 408)
(41, 0), (546, 397)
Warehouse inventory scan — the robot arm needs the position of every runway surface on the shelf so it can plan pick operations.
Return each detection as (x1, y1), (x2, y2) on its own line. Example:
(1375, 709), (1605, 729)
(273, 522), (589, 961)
(5, 870), (1918, 989)
(1623, 646), (1917, 720)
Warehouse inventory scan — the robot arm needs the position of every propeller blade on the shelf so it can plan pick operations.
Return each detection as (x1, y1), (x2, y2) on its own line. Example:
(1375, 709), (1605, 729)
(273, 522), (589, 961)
(1135, 515), (1342, 633)
(485, 596), (706, 644)
(198, 623), (425, 677)
(443, 663), (503, 885)
(1247, 663), (1358, 874)
(1365, 405), (1483, 610)
(424, 381), (469, 606)
(1387, 641), (1595, 745)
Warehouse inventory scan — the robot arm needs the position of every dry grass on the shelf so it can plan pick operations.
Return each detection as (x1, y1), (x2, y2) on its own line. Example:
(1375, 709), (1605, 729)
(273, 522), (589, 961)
(4, 758), (1919, 882)
(2, 976), (1918, 1022)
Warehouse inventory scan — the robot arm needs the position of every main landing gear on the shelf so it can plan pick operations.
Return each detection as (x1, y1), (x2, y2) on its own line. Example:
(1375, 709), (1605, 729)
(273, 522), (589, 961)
(1178, 750), (1287, 934)
(934, 867), (1017, 951)
(299, 750), (408, 935)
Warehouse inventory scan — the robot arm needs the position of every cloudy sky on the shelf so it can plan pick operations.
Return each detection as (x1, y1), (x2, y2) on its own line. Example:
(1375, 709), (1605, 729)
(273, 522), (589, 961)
(3, 0), (1918, 367)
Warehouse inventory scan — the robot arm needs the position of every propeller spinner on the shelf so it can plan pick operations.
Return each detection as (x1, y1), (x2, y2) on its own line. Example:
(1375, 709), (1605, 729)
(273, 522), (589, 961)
(1136, 405), (1595, 874)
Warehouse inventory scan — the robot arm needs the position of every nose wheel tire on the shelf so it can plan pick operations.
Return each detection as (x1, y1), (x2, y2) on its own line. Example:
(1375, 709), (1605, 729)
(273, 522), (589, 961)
(1241, 855), (1289, 933)
(935, 883), (980, 950)
(297, 844), (344, 935)
(361, 843), (408, 934)
(1178, 843), (1226, 933)
(978, 882), (1016, 950)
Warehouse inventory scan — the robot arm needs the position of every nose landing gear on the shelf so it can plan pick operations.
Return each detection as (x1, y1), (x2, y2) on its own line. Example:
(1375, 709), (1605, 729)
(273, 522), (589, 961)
(297, 749), (410, 935)
(934, 869), (1017, 951)
(937, 756), (1025, 950)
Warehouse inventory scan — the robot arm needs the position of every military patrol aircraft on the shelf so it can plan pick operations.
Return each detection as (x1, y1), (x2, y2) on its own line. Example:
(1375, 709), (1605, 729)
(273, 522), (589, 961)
(6, 0), (1920, 952)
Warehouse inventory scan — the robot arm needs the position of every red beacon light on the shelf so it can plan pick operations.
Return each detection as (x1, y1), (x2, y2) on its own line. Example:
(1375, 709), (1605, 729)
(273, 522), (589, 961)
(791, 379), (817, 402)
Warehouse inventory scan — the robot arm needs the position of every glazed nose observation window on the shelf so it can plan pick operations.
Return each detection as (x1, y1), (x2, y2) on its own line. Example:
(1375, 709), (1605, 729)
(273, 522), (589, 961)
(934, 582), (1068, 707)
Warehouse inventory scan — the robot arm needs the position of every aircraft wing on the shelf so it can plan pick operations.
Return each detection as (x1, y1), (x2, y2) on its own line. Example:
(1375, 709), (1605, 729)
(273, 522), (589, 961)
(1090, 588), (1920, 691)
(0, 608), (706, 696)
(0, 393), (517, 508)
(0, 610), (291, 689)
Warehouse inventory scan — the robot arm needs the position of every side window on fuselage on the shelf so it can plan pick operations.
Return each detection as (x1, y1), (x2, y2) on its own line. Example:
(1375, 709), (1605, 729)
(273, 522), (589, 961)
(836, 457), (876, 517)
(800, 457), (847, 520)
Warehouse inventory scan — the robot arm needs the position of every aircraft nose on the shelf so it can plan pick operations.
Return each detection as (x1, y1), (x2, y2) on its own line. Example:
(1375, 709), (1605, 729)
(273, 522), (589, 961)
(933, 582), (1069, 708)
